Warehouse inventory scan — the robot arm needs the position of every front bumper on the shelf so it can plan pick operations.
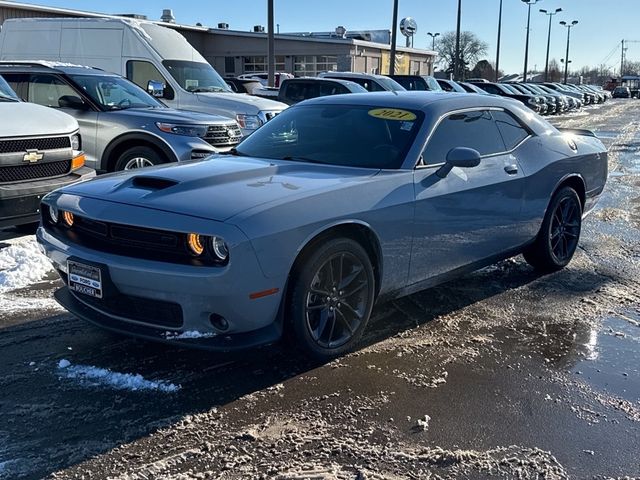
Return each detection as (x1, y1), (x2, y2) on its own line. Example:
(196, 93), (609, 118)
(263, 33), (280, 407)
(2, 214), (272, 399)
(54, 286), (282, 351)
(36, 200), (287, 349)
(164, 135), (219, 162)
(0, 166), (95, 227)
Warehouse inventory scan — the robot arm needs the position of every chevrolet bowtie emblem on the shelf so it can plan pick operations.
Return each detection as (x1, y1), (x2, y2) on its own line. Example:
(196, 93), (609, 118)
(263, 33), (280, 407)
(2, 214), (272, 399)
(23, 150), (44, 163)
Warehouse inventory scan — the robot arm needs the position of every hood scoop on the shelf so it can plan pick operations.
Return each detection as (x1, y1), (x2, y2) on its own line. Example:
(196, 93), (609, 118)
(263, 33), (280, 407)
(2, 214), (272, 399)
(131, 176), (179, 190)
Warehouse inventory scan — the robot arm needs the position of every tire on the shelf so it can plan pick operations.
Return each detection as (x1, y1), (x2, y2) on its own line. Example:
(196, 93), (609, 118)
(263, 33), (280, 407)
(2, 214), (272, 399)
(524, 186), (582, 272)
(288, 237), (376, 361)
(114, 146), (166, 171)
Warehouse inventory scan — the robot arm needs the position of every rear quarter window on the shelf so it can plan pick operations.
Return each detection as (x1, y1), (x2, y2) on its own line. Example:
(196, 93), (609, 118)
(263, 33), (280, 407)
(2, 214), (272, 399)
(492, 110), (530, 150)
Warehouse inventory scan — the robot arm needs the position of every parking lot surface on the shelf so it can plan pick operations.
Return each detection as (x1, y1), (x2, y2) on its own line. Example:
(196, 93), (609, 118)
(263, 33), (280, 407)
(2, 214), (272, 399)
(0, 100), (639, 479)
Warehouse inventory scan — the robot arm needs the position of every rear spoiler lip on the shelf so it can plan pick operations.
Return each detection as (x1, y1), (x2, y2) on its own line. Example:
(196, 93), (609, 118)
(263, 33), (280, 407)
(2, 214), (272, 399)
(556, 127), (598, 138)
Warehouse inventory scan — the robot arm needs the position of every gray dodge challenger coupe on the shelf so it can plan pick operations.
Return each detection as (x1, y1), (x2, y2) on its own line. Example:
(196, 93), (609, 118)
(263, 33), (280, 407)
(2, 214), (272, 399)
(36, 92), (608, 359)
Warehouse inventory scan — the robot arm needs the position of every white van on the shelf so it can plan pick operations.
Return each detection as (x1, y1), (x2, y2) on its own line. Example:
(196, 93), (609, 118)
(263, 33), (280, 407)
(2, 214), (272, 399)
(0, 17), (287, 136)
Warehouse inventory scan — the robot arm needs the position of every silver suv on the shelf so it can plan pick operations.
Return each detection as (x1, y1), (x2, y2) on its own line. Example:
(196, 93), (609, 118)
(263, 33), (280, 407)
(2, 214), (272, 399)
(0, 62), (243, 171)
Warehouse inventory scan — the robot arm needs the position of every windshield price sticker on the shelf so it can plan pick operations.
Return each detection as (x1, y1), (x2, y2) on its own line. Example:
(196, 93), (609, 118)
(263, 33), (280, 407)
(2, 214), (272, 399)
(368, 108), (417, 121)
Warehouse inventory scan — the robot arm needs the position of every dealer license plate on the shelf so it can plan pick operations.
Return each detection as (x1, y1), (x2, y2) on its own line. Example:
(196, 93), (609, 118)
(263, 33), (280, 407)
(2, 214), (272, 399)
(68, 260), (103, 299)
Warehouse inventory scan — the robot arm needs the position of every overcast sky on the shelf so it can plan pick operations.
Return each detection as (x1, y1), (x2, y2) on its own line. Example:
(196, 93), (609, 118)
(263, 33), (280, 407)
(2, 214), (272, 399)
(16, 0), (637, 75)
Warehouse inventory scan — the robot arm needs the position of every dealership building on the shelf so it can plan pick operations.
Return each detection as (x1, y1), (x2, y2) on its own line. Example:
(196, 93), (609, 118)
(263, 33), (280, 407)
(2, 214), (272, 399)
(0, 1), (437, 77)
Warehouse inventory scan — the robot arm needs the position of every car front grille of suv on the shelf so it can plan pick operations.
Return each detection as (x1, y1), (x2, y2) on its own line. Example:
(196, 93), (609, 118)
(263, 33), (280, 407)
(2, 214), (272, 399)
(204, 124), (243, 147)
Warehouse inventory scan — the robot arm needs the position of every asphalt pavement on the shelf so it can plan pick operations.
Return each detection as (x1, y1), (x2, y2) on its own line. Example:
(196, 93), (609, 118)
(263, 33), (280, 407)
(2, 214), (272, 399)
(0, 100), (639, 479)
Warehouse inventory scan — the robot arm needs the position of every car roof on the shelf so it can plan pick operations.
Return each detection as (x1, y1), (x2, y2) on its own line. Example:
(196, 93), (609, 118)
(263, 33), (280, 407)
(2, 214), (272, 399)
(0, 60), (108, 76)
(319, 71), (389, 80)
(298, 90), (516, 111)
(283, 77), (363, 87)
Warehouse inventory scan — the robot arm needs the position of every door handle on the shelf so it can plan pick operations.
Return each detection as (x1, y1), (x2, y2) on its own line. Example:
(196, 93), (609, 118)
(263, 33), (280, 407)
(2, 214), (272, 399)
(504, 164), (519, 175)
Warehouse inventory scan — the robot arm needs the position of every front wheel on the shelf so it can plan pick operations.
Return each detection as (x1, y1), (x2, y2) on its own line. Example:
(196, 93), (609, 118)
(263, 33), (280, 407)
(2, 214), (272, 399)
(288, 238), (376, 361)
(114, 146), (166, 171)
(524, 186), (582, 272)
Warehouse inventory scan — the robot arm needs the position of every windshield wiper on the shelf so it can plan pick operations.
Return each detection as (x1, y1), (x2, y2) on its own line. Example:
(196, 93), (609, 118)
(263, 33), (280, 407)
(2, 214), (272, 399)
(190, 86), (226, 93)
(280, 156), (328, 165)
(0, 94), (18, 102)
(219, 148), (244, 156)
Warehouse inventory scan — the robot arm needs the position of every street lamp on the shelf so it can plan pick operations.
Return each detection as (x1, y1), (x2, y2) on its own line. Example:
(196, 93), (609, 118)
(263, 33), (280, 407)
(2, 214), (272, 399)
(560, 20), (578, 84)
(495, 0), (503, 82)
(427, 32), (440, 51)
(540, 7), (562, 82)
(454, 0), (462, 80)
(521, 0), (541, 82)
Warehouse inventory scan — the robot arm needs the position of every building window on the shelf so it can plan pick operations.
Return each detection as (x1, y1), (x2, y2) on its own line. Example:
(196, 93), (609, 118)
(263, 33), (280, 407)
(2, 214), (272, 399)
(294, 56), (337, 77)
(243, 56), (285, 73)
(225, 57), (236, 75)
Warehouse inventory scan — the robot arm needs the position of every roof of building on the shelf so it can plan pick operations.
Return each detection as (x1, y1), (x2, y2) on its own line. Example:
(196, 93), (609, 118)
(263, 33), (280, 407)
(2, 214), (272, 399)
(0, 1), (436, 55)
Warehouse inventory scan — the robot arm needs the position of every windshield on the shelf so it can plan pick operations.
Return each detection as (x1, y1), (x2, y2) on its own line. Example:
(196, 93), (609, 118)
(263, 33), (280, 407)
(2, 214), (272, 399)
(0, 75), (19, 101)
(163, 60), (232, 93)
(70, 74), (164, 110)
(235, 104), (423, 169)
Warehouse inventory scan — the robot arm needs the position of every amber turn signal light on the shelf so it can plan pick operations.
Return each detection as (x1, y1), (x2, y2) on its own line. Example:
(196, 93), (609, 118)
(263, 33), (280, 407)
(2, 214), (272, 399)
(71, 154), (86, 170)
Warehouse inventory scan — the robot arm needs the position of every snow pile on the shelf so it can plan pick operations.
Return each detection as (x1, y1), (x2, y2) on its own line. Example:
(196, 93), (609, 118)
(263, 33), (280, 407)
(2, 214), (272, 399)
(0, 239), (53, 293)
(0, 295), (62, 314)
(57, 359), (181, 393)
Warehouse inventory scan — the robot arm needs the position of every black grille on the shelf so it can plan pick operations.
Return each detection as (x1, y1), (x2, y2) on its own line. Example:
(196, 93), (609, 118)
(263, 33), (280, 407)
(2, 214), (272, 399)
(43, 208), (224, 267)
(0, 136), (70, 154)
(0, 160), (71, 183)
(204, 124), (242, 147)
(59, 270), (183, 328)
(80, 291), (183, 328)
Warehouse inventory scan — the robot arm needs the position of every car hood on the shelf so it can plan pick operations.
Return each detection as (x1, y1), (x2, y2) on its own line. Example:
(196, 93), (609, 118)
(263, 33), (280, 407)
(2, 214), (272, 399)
(1, 102), (78, 137)
(113, 107), (236, 125)
(196, 91), (287, 113)
(61, 156), (379, 222)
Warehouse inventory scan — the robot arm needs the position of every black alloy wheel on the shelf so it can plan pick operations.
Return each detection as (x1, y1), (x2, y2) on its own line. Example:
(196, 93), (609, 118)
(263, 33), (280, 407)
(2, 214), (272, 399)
(524, 186), (582, 272)
(289, 238), (375, 360)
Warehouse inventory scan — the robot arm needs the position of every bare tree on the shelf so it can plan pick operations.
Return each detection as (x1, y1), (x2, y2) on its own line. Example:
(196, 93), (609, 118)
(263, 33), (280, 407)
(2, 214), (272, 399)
(470, 60), (502, 81)
(622, 61), (640, 76)
(548, 58), (562, 82)
(435, 31), (488, 79)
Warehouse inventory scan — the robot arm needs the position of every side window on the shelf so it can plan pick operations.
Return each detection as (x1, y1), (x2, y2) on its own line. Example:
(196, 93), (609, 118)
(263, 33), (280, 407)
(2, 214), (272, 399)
(319, 83), (348, 96)
(423, 110), (506, 166)
(483, 84), (501, 95)
(126, 60), (174, 99)
(492, 110), (530, 150)
(26, 74), (78, 108)
(283, 82), (305, 103)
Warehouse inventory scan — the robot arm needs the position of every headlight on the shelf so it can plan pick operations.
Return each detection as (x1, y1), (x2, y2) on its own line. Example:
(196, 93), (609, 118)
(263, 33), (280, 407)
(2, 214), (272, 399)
(235, 114), (262, 131)
(211, 236), (229, 262)
(70, 134), (81, 151)
(156, 123), (208, 138)
(187, 233), (205, 256)
(49, 206), (59, 224)
(62, 211), (74, 227)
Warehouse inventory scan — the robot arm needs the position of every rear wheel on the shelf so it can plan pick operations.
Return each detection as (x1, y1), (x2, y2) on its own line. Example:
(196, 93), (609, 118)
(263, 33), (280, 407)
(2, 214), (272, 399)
(524, 186), (582, 272)
(114, 146), (166, 171)
(288, 238), (375, 360)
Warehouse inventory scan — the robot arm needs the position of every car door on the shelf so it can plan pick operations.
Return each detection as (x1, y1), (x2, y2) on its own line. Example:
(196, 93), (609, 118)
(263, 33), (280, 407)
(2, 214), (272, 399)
(6, 73), (100, 168)
(409, 108), (528, 284)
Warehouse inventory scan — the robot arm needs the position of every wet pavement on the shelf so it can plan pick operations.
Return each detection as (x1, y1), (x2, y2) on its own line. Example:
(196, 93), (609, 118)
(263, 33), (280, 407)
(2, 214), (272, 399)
(0, 100), (639, 479)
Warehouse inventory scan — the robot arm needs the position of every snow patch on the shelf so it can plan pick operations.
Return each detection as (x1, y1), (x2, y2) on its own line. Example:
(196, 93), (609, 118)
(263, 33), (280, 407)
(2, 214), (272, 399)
(163, 330), (217, 340)
(0, 238), (53, 293)
(0, 295), (62, 314)
(56, 359), (180, 393)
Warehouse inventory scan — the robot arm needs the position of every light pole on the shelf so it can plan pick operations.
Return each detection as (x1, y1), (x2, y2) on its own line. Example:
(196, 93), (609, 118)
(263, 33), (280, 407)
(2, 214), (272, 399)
(454, 0), (462, 80)
(495, 0), (503, 81)
(540, 7), (562, 82)
(427, 32), (440, 51)
(389, 0), (399, 75)
(521, 0), (541, 82)
(560, 20), (578, 84)
(267, 0), (274, 87)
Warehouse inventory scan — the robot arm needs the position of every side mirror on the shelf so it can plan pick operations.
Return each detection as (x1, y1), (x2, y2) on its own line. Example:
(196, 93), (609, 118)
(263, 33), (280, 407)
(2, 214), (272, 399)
(147, 80), (165, 98)
(58, 95), (88, 110)
(436, 147), (481, 178)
